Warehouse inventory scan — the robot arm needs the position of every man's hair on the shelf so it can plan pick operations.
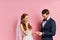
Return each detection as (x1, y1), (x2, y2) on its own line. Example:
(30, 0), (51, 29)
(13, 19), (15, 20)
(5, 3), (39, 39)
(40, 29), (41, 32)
(42, 9), (49, 15)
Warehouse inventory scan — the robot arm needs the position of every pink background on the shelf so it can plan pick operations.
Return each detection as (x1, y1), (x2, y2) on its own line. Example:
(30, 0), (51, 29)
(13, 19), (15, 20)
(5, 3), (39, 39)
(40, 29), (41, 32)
(0, 0), (60, 40)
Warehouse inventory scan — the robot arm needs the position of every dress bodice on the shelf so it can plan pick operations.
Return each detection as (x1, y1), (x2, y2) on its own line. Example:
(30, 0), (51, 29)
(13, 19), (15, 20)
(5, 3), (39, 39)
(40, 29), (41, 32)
(24, 29), (32, 36)
(23, 27), (33, 40)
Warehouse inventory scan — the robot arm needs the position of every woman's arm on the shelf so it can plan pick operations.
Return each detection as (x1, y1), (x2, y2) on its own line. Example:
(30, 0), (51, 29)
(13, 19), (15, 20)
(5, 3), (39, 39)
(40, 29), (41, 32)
(20, 24), (27, 35)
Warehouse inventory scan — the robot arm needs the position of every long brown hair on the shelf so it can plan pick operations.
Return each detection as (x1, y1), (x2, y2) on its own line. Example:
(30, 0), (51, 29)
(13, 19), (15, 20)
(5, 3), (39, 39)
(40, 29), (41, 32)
(21, 13), (32, 31)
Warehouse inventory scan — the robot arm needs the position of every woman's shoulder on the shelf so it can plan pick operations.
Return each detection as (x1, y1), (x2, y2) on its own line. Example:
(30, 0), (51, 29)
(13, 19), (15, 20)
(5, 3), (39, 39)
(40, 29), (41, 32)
(20, 24), (23, 27)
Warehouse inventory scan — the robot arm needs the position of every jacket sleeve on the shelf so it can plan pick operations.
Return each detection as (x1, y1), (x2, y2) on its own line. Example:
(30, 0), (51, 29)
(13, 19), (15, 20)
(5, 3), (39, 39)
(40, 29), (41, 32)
(40, 23), (43, 32)
(43, 20), (56, 36)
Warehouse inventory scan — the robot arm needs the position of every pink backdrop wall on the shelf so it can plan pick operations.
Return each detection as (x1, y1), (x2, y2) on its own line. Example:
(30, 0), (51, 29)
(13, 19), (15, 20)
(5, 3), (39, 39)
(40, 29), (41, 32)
(0, 0), (60, 40)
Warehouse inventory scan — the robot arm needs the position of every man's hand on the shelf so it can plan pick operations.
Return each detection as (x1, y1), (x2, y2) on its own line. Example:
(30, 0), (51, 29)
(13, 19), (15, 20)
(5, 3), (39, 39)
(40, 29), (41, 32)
(36, 32), (43, 36)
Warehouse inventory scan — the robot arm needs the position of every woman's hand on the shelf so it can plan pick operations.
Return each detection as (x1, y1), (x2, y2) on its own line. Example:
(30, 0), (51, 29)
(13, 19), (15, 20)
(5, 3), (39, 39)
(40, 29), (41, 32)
(32, 32), (36, 35)
(24, 31), (28, 35)
(35, 32), (43, 36)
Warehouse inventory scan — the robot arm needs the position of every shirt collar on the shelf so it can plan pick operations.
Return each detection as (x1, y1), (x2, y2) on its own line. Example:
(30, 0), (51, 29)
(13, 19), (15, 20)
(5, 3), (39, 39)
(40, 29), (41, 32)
(47, 16), (50, 21)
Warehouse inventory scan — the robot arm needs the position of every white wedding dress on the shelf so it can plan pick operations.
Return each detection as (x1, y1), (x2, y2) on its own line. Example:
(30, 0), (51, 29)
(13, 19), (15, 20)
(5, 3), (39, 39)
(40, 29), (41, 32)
(23, 29), (33, 40)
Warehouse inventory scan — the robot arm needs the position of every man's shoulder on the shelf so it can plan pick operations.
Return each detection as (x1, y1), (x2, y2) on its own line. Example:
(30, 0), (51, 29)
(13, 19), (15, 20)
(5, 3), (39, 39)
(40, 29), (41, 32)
(49, 18), (56, 23)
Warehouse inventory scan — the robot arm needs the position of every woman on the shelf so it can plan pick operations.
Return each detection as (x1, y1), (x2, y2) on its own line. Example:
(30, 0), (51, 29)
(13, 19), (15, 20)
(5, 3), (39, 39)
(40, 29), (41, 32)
(20, 13), (34, 40)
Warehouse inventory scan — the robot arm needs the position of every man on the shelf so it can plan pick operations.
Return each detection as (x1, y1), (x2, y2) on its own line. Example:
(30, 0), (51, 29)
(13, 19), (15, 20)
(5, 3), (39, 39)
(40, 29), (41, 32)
(36, 9), (56, 40)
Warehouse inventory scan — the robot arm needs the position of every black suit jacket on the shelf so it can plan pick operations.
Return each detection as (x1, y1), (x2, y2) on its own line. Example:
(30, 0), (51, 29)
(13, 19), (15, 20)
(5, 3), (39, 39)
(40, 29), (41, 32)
(40, 18), (56, 40)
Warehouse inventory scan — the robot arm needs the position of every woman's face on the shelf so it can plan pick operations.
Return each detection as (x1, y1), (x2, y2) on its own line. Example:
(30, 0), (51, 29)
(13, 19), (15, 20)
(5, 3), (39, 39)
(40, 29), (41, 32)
(23, 16), (29, 23)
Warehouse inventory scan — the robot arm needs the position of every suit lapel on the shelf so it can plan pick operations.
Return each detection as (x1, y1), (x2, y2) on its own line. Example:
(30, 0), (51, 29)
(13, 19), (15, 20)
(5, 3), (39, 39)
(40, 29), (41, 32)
(44, 18), (51, 27)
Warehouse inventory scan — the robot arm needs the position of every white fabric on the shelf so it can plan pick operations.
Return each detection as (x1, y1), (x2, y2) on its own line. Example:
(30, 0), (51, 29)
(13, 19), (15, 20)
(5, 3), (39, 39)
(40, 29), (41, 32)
(47, 16), (50, 20)
(23, 29), (33, 40)
(16, 17), (23, 40)
(42, 21), (46, 27)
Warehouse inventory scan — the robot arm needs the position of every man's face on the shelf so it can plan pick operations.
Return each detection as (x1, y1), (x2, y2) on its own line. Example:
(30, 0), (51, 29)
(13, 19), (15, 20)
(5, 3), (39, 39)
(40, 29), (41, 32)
(42, 14), (49, 19)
